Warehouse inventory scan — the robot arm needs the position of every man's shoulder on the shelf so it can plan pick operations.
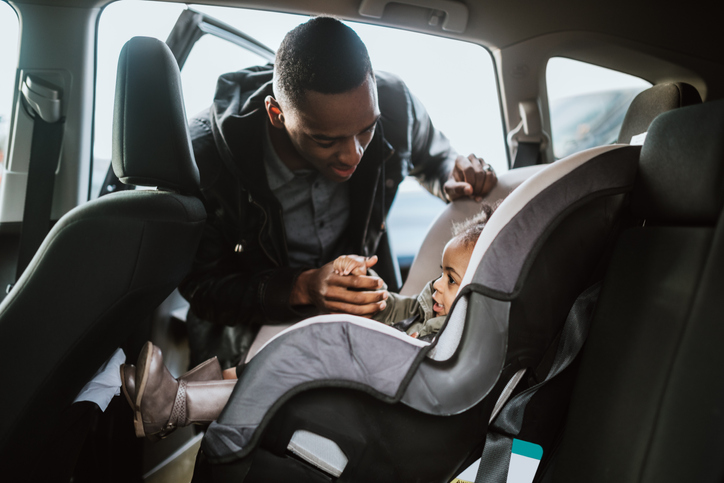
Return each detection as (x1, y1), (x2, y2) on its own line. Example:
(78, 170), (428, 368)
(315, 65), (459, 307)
(374, 71), (409, 105)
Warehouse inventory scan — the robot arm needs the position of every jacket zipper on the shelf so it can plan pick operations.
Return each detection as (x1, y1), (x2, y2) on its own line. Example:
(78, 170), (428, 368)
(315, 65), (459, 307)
(359, 141), (395, 255)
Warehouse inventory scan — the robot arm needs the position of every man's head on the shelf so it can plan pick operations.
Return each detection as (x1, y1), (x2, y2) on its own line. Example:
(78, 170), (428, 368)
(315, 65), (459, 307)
(265, 17), (380, 182)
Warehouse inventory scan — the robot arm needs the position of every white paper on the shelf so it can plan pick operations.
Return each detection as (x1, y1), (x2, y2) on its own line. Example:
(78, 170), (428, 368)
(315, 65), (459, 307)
(73, 347), (126, 411)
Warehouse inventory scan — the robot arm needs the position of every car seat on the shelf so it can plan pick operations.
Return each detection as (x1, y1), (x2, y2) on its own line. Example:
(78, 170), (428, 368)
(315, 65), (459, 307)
(189, 128), (642, 481)
(540, 101), (724, 482)
(0, 36), (205, 478)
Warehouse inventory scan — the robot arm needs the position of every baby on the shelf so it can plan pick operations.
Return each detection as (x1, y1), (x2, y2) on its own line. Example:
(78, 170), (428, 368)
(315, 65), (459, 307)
(121, 205), (494, 440)
(335, 203), (492, 341)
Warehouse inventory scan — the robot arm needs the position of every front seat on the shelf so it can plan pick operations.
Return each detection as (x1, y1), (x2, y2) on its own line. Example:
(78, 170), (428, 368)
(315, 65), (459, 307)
(0, 36), (205, 478)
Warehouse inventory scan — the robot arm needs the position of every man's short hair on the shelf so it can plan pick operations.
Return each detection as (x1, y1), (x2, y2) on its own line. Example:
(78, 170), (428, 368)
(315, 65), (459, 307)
(274, 17), (373, 107)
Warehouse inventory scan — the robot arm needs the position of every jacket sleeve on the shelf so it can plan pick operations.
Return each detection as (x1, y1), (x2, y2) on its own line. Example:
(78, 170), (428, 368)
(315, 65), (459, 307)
(178, 114), (314, 327)
(405, 84), (458, 201)
(372, 291), (423, 325)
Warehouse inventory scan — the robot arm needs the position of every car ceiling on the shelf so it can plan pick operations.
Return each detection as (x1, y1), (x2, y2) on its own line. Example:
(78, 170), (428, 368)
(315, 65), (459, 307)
(10, 0), (721, 65)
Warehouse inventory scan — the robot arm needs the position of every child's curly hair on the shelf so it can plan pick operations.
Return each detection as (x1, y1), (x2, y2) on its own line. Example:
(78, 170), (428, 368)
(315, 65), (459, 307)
(451, 202), (498, 248)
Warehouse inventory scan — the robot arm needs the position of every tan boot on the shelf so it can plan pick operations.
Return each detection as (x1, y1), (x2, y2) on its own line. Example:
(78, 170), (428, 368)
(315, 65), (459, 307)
(123, 342), (235, 441)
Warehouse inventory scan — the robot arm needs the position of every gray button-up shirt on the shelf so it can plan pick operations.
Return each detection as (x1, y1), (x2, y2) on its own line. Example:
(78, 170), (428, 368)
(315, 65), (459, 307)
(263, 123), (350, 268)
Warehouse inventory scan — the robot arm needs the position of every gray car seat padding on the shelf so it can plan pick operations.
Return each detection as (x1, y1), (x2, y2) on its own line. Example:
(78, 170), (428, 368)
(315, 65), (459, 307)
(200, 142), (639, 463)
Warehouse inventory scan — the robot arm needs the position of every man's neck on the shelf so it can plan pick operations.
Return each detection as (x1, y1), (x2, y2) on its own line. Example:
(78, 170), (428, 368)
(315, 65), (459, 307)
(267, 122), (312, 172)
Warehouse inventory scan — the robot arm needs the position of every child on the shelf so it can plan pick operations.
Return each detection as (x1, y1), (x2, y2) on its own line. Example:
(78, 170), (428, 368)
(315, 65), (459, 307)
(122, 205), (494, 440)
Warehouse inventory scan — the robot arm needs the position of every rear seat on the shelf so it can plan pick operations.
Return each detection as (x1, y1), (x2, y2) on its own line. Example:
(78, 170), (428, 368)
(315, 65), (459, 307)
(544, 99), (724, 482)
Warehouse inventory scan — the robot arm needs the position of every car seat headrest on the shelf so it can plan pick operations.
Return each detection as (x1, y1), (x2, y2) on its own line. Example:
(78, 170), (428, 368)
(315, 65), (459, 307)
(632, 99), (724, 224)
(112, 36), (200, 193)
(617, 82), (702, 144)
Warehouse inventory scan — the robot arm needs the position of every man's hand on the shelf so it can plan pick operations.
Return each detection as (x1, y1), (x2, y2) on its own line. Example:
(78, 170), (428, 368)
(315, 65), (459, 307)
(443, 154), (497, 202)
(290, 260), (388, 317)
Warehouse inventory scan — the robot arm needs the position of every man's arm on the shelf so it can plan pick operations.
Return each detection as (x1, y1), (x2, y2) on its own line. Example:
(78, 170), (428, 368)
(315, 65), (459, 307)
(178, 212), (309, 326)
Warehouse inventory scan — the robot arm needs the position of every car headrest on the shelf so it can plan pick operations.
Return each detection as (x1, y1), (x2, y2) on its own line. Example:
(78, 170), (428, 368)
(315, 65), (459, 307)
(112, 36), (200, 193)
(632, 99), (724, 224)
(617, 82), (702, 144)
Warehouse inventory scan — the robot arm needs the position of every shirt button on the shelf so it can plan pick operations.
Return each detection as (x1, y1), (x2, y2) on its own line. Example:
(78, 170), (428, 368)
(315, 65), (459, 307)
(386, 178), (395, 188)
(319, 221), (325, 228)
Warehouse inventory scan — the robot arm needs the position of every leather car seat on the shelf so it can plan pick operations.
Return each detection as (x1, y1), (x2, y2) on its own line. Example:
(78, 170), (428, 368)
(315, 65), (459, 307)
(0, 36), (205, 477)
(545, 100), (724, 482)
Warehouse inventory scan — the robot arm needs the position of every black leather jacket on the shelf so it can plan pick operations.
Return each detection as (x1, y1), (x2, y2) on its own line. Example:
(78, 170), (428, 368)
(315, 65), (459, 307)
(179, 66), (455, 330)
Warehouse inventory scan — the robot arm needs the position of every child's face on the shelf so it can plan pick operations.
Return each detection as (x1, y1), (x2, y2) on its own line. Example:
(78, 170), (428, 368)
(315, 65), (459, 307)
(431, 236), (473, 316)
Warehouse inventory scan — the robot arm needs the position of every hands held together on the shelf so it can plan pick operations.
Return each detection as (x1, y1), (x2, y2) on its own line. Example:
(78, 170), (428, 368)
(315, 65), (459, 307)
(290, 255), (388, 317)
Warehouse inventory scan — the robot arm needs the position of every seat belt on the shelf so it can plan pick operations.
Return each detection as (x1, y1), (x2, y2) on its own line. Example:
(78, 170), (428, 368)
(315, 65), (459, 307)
(512, 141), (541, 169)
(474, 281), (602, 483)
(507, 100), (549, 169)
(13, 75), (65, 284)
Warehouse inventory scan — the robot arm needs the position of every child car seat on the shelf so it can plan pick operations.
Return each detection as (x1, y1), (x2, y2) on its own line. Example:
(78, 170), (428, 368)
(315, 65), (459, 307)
(190, 134), (640, 481)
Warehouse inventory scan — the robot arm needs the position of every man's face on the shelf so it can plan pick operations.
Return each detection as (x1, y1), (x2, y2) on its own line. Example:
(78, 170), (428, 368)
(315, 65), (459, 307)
(280, 75), (380, 182)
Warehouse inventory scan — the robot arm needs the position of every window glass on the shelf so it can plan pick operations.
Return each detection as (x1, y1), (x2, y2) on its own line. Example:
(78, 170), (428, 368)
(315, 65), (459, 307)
(181, 34), (270, 119)
(546, 57), (651, 159)
(0, 2), (19, 186)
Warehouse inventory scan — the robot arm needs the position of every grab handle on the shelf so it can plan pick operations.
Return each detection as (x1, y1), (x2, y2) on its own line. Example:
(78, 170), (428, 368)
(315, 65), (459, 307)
(359, 0), (468, 33)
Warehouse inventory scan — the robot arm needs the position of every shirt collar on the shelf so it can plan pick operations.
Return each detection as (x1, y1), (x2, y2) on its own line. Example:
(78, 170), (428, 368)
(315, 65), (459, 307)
(263, 121), (299, 191)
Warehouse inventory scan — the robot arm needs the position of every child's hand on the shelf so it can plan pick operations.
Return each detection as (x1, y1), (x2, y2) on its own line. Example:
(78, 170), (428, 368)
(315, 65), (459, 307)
(333, 255), (378, 276)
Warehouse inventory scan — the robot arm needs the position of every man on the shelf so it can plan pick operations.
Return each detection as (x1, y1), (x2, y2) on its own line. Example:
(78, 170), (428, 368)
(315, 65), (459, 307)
(179, 17), (497, 367)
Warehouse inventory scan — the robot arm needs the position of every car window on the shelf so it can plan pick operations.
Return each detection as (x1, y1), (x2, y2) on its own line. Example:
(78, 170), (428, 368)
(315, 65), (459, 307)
(546, 57), (651, 159)
(0, 2), (19, 188)
(180, 34), (271, 119)
(94, 2), (505, 269)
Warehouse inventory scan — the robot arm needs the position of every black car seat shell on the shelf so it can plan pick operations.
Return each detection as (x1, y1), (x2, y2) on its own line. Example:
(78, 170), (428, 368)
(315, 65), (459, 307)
(548, 99), (724, 482)
(0, 36), (205, 476)
(193, 139), (640, 482)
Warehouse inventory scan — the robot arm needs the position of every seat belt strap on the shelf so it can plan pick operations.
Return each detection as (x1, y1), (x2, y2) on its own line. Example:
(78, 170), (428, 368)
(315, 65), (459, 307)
(475, 281), (602, 483)
(15, 115), (65, 281)
(512, 141), (541, 169)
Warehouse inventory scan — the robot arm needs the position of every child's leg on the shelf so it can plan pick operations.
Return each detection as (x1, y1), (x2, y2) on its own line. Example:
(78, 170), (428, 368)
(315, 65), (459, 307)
(121, 342), (236, 440)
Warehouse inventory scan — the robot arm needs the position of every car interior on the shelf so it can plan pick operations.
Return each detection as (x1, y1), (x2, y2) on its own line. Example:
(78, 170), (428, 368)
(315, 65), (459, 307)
(0, 0), (722, 482)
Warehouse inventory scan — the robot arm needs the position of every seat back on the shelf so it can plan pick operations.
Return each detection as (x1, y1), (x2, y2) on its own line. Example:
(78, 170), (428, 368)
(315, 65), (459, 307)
(549, 100), (724, 482)
(0, 36), (205, 474)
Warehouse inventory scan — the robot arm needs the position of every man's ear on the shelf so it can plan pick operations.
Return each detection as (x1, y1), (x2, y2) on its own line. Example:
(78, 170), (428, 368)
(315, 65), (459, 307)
(265, 96), (285, 129)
